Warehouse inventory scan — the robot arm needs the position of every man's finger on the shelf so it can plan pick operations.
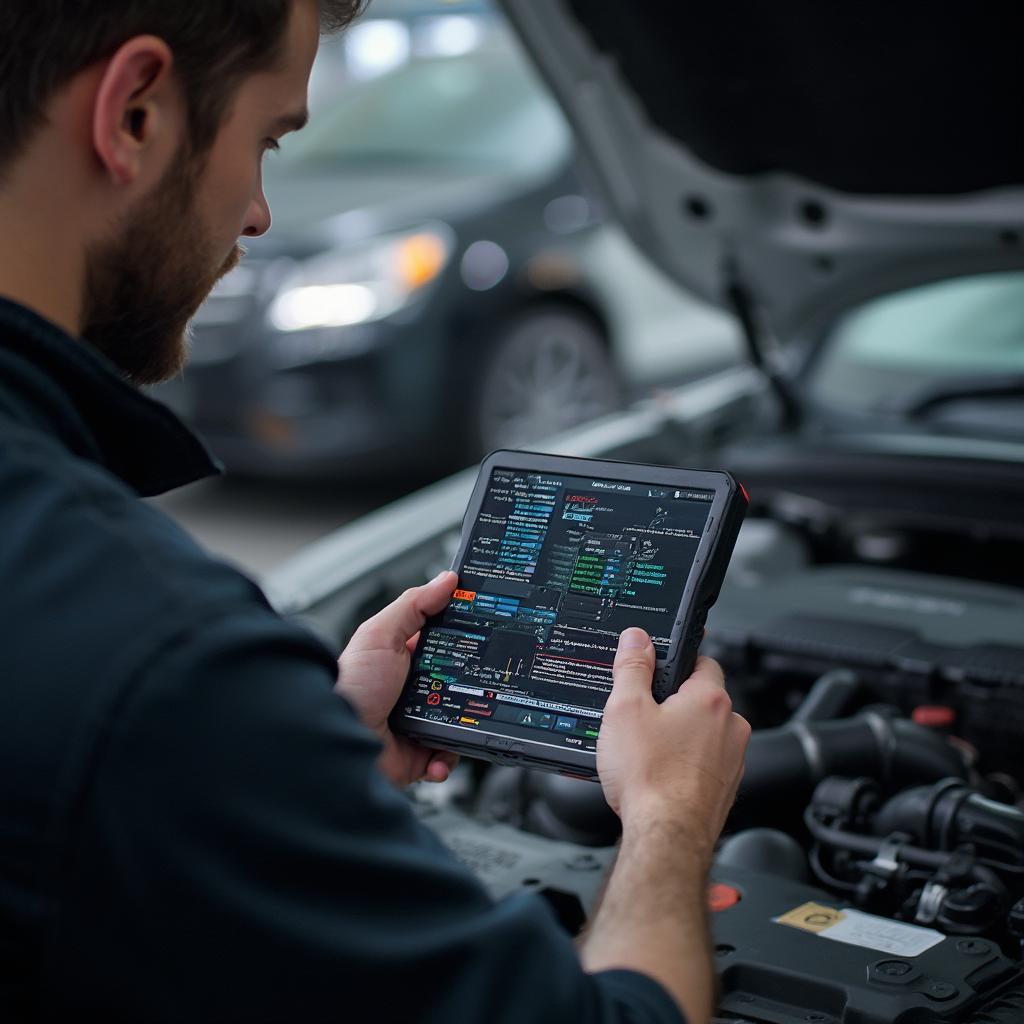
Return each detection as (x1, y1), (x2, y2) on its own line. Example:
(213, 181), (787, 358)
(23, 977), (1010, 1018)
(351, 571), (457, 653)
(611, 627), (656, 697)
(433, 750), (459, 770)
(688, 655), (726, 689)
(424, 751), (459, 782)
(660, 656), (728, 708)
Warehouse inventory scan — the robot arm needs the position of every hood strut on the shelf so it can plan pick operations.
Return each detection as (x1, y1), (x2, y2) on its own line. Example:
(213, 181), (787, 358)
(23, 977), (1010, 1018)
(725, 263), (801, 430)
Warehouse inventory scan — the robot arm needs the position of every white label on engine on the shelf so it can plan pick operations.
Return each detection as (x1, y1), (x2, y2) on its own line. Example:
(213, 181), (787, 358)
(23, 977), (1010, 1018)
(820, 909), (943, 957)
(774, 902), (943, 957)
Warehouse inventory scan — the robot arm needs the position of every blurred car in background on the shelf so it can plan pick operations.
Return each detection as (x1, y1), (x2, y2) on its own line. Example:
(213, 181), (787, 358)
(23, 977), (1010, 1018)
(155, 6), (738, 478)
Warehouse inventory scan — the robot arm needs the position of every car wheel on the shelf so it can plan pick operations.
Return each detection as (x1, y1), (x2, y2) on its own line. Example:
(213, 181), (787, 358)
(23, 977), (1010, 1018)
(473, 307), (622, 453)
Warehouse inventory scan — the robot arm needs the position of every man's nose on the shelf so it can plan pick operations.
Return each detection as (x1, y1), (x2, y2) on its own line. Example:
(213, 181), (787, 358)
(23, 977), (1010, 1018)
(242, 190), (272, 238)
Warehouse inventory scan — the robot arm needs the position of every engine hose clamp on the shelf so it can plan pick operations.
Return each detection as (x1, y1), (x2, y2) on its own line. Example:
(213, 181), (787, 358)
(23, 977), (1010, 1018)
(926, 777), (968, 851)
(870, 838), (903, 878)
(915, 881), (948, 925)
(791, 721), (824, 781)
(862, 711), (895, 781)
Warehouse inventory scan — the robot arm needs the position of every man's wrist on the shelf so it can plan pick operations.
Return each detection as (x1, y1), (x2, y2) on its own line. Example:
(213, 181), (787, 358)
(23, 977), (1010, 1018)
(583, 801), (717, 1024)
(619, 796), (718, 866)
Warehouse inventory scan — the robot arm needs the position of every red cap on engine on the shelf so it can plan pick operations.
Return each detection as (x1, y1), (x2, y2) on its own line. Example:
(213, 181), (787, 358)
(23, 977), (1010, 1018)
(708, 883), (742, 912)
(912, 705), (956, 729)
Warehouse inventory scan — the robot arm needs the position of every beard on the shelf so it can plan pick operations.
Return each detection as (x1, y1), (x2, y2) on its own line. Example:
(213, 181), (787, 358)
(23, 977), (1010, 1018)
(81, 153), (243, 387)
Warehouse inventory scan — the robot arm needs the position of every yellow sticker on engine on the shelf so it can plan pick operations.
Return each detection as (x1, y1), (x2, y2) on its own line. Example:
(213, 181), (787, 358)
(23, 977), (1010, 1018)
(774, 902), (847, 933)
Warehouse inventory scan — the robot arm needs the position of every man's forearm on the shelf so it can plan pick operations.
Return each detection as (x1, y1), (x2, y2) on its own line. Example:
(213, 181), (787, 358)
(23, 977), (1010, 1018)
(580, 813), (715, 1024)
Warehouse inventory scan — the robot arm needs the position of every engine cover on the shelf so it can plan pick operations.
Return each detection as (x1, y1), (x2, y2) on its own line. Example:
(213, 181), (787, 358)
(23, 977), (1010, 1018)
(709, 561), (1024, 682)
(707, 560), (1024, 767)
(709, 865), (1024, 1024)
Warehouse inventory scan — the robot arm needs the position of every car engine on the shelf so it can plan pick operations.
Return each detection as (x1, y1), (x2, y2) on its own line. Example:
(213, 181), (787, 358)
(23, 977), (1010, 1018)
(412, 514), (1024, 1023)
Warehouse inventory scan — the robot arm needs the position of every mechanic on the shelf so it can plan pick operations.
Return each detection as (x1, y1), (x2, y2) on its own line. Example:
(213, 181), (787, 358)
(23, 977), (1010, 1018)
(0, 2), (750, 1022)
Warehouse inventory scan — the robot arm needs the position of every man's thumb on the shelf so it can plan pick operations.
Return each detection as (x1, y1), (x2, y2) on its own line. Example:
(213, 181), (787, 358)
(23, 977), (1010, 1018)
(611, 628), (655, 696)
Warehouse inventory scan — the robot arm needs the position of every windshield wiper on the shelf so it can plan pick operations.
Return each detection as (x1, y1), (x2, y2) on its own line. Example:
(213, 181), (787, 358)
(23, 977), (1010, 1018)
(900, 375), (1024, 418)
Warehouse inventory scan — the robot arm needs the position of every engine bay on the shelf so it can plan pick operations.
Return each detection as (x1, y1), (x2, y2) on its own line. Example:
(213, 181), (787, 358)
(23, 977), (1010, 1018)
(413, 510), (1024, 1023)
(265, 374), (1024, 1024)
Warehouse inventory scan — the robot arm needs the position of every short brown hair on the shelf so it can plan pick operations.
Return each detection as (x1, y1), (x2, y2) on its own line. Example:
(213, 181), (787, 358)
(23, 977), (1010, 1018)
(0, 1), (365, 173)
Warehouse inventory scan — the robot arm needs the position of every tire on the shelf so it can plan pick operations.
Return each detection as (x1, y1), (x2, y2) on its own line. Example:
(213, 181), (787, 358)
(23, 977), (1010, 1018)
(472, 307), (622, 454)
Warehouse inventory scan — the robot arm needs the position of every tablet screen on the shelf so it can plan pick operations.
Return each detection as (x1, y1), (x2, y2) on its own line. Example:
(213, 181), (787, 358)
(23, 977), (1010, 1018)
(401, 466), (714, 754)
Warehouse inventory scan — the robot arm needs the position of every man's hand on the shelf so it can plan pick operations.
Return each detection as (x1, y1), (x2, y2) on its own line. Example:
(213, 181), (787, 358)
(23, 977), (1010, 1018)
(597, 627), (749, 853)
(582, 628), (750, 1024)
(337, 570), (460, 788)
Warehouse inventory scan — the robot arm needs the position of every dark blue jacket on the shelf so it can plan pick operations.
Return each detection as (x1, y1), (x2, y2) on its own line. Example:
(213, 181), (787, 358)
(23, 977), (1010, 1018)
(0, 297), (682, 1024)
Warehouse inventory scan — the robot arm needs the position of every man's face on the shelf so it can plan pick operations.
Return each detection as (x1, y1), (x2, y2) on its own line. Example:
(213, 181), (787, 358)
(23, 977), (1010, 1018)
(83, 0), (320, 385)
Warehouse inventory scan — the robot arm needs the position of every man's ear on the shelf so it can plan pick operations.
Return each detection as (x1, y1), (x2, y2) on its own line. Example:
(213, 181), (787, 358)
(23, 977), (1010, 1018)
(92, 36), (179, 188)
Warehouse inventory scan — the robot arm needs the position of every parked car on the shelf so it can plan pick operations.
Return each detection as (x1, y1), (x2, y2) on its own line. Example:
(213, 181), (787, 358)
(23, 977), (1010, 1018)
(156, 19), (738, 478)
(261, 3), (1024, 1022)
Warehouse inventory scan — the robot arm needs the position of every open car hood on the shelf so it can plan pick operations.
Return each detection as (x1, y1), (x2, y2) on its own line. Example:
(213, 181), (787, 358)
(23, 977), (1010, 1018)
(498, 1), (1024, 338)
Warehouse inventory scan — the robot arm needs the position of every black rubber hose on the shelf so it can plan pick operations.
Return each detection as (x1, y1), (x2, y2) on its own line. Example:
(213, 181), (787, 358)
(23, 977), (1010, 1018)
(510, 712), (969, 843)
(803, 806), (951, 868)
(729, 712), (968, 829)
(874, 780), (1024, 870)
(790, 668), (862, 724)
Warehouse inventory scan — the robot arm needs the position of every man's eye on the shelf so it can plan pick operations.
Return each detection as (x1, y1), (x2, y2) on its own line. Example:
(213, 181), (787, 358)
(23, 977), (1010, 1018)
(263, 139), (281, 156)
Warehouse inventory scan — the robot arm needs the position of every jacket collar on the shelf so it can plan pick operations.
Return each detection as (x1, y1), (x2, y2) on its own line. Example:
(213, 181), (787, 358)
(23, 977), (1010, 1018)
(0, 296), (221, 496)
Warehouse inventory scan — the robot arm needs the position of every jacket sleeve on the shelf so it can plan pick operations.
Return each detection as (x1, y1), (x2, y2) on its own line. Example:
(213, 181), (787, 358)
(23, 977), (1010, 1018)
(42, 608), (685, 1024)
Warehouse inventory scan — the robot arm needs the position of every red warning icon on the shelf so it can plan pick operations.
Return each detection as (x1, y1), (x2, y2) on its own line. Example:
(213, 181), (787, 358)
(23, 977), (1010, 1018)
(427, 693), (441, 706)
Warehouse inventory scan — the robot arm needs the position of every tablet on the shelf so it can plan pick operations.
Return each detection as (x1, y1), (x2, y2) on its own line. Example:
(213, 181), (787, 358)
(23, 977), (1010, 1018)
(390, 450), (747, 777)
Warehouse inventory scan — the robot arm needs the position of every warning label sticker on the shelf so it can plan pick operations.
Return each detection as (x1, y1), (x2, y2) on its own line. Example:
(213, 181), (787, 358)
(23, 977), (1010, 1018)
(775, 902), (846, 933)
(774, 902), (944, 957)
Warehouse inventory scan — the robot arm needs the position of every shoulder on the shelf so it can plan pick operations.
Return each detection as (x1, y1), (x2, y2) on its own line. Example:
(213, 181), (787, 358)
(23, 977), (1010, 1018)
(0, 410), (338, 686)
(0, 417), (275, 631)
(0, 419), (340, 828)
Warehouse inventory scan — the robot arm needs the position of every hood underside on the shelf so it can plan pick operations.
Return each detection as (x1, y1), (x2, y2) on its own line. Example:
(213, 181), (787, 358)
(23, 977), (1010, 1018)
(499, 1), (1024, 337)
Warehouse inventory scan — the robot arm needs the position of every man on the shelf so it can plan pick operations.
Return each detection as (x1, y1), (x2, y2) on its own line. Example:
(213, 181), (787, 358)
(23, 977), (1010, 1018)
(0, 2), (750, 1021)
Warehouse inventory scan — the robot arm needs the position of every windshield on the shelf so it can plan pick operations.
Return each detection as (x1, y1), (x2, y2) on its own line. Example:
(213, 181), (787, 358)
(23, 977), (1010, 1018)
(808, 271), (1024, 416)
(274, 41), (571, 176)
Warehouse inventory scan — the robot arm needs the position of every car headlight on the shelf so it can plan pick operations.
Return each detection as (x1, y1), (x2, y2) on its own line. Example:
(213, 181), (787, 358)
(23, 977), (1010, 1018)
(268, 225), (452, 334)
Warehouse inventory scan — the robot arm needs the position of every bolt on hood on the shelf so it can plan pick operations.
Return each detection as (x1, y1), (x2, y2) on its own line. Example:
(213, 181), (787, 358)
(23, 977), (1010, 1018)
(498, 1), (1024, 338)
